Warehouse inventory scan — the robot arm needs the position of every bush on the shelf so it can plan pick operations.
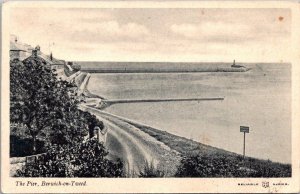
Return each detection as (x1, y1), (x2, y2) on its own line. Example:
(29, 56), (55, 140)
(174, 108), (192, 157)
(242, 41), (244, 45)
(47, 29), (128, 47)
(79, 110), (104, 138)
(10, 135), (46, 157)
(175, 153), (291, 177)
(138, 160), (165, 177)
(15, 139), (124, 177)
(176, 153), (239, 177)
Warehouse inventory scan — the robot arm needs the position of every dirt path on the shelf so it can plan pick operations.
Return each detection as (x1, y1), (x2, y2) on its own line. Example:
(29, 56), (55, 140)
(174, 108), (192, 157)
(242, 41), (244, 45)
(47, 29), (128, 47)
(99, 116), (157, 173)
(80, 105), (181, 177)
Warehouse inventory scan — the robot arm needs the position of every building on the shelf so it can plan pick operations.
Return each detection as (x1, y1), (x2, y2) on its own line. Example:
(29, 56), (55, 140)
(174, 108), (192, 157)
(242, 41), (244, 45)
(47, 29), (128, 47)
(23, 46), (65, 69)
(10, 35), (65, 71)
(22, 46), (50, 65)
(10, 35), (33, 61)
(40, 52), (65, 70)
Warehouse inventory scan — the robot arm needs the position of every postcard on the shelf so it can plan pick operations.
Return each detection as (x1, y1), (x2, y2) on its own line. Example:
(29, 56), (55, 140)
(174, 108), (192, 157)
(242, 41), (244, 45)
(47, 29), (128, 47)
(1, 1), (300, 193)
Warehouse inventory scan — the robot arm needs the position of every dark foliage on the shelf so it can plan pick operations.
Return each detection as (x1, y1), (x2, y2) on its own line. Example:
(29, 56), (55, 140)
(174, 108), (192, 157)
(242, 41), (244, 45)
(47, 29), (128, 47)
(79, 111), (104, 138)
(10, 135), (45, 157)
(10, 57), (122, 178)
(138, 161), (165, 177)
(15, 139), (124, 177)
(175, 153), (291, 177)
(10, 59), (103, 153)
(10, 58), (81, 152)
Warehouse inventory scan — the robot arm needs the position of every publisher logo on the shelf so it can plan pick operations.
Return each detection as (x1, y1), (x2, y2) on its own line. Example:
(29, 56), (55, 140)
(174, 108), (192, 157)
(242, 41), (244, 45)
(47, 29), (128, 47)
(262, 181), (269, 188)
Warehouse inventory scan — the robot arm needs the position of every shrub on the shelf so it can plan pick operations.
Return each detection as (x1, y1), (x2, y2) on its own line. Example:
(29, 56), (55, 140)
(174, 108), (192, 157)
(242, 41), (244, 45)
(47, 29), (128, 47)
(10, 135), (45, 157)
(175, 153), (240, 177)
(175, 153), (291, 177)
(138, 160), (165, 177)
(15, 139), (124, 177)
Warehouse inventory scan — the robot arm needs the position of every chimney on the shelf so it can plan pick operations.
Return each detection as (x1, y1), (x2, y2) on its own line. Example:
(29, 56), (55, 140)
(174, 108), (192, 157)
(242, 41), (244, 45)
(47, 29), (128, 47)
(32, 49), (38, 57)
(36, 45), (40, 52)
(15, 37), (18, 43)
(50, 52), (53, 61)
(32, 45), (41, 57)
(32, 45), (40, 58)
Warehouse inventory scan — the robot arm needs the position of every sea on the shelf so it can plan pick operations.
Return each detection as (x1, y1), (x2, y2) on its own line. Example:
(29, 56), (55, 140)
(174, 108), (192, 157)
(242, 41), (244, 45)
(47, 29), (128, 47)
(80, 62), (291, 164)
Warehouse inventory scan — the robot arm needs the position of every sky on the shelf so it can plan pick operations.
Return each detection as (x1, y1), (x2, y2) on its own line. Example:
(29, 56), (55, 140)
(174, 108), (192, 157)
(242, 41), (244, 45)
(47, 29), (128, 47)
(10, 8), (291, 62)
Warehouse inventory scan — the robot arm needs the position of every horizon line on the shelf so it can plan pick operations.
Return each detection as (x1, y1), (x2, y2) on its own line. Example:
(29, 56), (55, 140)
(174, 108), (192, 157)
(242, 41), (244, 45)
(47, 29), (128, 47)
(75, 61), (291, 64)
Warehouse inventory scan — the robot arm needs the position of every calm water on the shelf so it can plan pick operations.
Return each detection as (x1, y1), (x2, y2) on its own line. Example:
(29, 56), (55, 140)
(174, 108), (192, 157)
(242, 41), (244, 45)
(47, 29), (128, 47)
(86, 63), (291, 163)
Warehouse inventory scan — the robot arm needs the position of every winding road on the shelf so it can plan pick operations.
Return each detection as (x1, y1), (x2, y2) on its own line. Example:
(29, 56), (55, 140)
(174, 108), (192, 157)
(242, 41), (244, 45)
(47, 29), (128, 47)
(80, 105), (181, 177)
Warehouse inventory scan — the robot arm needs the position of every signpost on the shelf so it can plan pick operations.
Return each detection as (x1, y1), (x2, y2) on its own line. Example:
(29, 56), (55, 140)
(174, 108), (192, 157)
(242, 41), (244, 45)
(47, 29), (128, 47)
(240, 126), (249, 159)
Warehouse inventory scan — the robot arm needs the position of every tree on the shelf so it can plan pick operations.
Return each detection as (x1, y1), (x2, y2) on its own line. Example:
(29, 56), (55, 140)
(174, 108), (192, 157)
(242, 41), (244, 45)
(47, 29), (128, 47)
(15, 139), (124, 177)
(10, 57), (84, 153)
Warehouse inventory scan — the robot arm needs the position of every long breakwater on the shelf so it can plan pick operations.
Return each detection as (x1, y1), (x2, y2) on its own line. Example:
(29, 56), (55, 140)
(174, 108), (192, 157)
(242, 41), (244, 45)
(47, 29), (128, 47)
(81, 67), (250, 73)
(103, 97), (224, 104)
(94, 97), (224, 109)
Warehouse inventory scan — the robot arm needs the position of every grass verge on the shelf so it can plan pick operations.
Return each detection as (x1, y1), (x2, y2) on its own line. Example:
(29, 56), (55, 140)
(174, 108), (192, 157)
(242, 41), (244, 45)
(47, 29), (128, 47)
(129, 123), (291, 177)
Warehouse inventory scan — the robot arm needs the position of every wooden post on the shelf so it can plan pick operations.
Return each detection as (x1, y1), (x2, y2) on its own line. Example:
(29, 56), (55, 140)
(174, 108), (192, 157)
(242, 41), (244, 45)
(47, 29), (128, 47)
(243, 131), (246, 159)
(240, 126), (249, 159)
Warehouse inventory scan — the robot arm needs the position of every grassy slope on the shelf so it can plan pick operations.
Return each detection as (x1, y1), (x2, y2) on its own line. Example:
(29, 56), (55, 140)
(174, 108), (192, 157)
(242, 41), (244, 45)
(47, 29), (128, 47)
(132, 122), (233, 156)
(128, 122), (291, 177)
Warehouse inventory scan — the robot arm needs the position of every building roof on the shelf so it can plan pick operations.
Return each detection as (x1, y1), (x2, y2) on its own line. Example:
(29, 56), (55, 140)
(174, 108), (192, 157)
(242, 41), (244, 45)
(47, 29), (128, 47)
(10, 41), (27, 51)
(39, 53), (65, 65)
(22, 55), (49, 66)
(10, 38), (34, 52)
(23, 52), (65, 66)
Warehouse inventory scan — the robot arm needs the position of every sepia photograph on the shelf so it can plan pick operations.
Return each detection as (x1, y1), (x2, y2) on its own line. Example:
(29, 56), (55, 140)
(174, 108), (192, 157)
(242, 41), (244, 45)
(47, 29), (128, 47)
(1, 1), (300, 193)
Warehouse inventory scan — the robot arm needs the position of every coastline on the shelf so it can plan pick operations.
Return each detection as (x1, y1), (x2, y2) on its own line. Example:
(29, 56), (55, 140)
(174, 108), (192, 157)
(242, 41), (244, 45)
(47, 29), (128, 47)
(81, 105), (291, 177)
(70, 64), (291, 177)
(9, 59), (292, 177)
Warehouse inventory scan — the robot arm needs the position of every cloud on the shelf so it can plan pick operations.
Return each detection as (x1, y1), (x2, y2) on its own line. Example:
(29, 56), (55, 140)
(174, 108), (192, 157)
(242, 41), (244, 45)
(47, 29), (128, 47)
(10, 8), (291, 62)
(11, 8), (150, 42)
(170, 24), (199, 38)
(84, 21), (150, 39)
(170, 22), (253, 40)
(66, 20), (151, 44)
